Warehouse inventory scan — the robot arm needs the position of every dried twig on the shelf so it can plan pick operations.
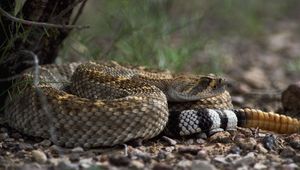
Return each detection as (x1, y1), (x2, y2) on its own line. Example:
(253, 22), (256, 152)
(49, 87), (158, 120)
(0, 6), (89, 30)
(71, 0), (88, 25)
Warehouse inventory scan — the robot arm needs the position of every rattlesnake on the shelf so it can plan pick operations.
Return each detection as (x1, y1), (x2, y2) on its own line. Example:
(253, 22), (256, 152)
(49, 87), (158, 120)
(4, 61), (300, 148)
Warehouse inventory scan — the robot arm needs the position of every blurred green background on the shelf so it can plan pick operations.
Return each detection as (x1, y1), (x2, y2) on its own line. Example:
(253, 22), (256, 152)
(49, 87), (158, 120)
(60, 0), (300, 74)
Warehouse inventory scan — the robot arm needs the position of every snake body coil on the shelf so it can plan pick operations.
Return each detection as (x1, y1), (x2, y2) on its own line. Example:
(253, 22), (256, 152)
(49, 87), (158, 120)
(4, 62), (300, 148)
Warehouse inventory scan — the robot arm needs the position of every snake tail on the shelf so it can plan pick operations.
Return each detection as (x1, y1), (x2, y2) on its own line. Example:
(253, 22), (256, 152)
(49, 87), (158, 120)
(166, 108), (300, 136)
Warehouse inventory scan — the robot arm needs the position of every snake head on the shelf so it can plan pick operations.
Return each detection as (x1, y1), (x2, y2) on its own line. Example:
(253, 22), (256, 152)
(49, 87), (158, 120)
(167, 74), (227, 102)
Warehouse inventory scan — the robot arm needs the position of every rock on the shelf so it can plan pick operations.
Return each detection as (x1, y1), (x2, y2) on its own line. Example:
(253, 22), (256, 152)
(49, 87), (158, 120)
(228, 145), (241, 154)
(4, 138), (15, 142)
(161, 136), (177, 146)
(236, 137), (257, 150)
(268, 32), (292, 52)
(191, 160), (217, 170)
(196, 150), (209, 160)
(262, 134), (276, 150)
(196, 138), (206, 145)
(69, 153), (80, 162)
(129, 149), (151, 163)
(281, 163), (299, 170)
(282, 82), (300, 113)
(253, 162), (267, 170)
(152, 163), (173, 170)
(130, 160), (145, 169)
(108, 155), (130, 167)
(0, 133), (9, 141)
(256, 143), (268, 153)
(177, 160), (192, 169)
(0, 128), (8, 133)
(280, 147), (296, 158)
(213, 156), (229, 165)
(177, 146), (201, 155)
(165, 146), (175, 152)
(79, 158), (93, 169)
(243, 67), (269, 88)
(285, 134), (300, 149)
(186, 139), (195, 145)
(49, 145), (63, 156)
(71, 147), (84, 153)
(39, 140), (52, 147)
(292, 154), (300, 163)
(209, 131), (231, 143)
(233, 152), (256, 167)
(56, 161), (78, 170)
(20, 163), (42, 170)
(18, 143), (34, 151)
(10, 133), (22, 139)
(225, 154), (241, 163)
(157, 150), (167, 160)
(32, 150), (47, 164)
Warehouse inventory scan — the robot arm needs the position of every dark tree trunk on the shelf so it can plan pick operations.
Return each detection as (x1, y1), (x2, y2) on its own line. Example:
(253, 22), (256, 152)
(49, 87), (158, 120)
(0, 0), (78, 112)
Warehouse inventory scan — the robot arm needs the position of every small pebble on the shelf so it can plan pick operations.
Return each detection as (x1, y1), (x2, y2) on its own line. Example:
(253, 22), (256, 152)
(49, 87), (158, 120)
(49, 145), (63, 156)
(39, 140), (52, 147)
(32, 150), (47, 164)
(20, 163), (41, 170)
(196, 150), (209, 160)
(256, 143), (268, 153)
(253, 162), (267, 170)
(281, 163), (299, 170)
(108, 155), (130, 167)
(165, 146), (175, 152)
(152, 163), (173, 170)
(56, 161), (78, 170)
(229, 145), (241, 154)
(177, 160), (192, 169)
(79, 158), (93, 169)
(186, 139), (195, 145)
(178, 146), (201, 155)
(280, 147), (296, 158)
(233, 152), (256, 167)
(161, 136), (177, 146)
(4, 138), (15, 142)
(130, 160), (145, 169)
(262, 134), (276, 150)
(0, 133), (9, 140)
(209, 131), (231, 143)
(71, 147), (84, 153)
(0, 128), (8, 133)
(191, 160), (217, 170)
(157, 150), (167, 160)
(236, 137), (257, 150)
(285, 134), (300, 149)
(196, 138), (206, 144)
(69, 153), (80, 162)
(10, 133), (22, 139)
(292, 154), (300, 163)
(130, 149), (151, 163)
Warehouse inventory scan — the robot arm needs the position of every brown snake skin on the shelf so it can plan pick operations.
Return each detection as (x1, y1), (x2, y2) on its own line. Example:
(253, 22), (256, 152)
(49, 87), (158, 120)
(3, 61), (300, 148)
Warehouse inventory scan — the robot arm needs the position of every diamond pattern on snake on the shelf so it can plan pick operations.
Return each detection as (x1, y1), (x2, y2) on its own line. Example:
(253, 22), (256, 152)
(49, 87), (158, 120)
(4, 61), (300, 148)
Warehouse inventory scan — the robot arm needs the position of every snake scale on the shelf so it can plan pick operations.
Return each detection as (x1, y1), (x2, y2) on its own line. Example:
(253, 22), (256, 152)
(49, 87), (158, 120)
(4, 61), (300, 148)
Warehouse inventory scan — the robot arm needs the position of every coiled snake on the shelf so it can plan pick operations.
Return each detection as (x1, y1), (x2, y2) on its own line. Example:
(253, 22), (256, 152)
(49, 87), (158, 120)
(4, 61), (300, 148)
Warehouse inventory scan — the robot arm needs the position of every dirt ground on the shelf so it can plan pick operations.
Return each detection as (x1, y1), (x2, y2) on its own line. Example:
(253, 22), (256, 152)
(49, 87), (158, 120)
(0, 21), (300, 170)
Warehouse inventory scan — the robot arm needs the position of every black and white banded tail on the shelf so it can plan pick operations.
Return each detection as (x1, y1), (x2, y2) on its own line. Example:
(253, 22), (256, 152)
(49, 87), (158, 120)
(166, 108), (300, 136)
